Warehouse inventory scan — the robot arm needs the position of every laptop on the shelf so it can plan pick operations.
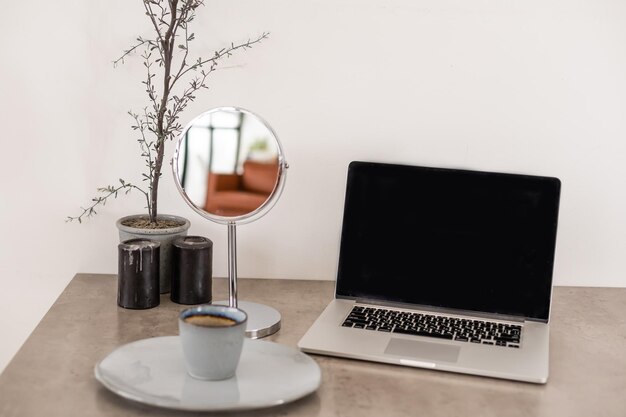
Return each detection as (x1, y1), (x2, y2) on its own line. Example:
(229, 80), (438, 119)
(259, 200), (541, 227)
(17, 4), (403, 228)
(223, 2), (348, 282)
(297, 160), (561, 384)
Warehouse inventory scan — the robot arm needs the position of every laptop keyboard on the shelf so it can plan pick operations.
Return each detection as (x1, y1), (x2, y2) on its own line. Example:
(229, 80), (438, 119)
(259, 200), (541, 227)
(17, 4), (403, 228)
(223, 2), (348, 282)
(342, 306), (521, 348)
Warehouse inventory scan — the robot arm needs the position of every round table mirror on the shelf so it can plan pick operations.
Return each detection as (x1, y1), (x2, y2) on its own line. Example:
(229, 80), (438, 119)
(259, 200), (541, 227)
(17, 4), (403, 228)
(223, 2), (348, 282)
(172, 107), (288, 338)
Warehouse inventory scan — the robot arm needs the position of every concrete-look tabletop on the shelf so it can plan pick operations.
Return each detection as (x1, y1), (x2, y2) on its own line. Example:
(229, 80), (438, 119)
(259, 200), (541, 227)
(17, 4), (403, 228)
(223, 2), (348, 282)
(0, 274), (625, 417)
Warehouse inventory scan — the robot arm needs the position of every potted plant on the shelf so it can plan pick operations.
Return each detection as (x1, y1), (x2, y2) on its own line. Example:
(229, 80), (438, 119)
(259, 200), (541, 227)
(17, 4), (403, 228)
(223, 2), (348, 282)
(67, 0), (268, 293)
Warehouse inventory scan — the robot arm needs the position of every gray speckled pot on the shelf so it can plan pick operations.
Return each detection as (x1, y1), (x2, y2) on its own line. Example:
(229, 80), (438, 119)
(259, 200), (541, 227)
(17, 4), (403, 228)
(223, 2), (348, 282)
(116, 214), (191, 294)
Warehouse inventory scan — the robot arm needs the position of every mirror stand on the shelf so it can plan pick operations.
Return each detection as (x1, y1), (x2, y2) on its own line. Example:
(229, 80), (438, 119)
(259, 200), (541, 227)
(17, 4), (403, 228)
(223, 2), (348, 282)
(227, 222), (238, 308)
(214, 222), (282, 339)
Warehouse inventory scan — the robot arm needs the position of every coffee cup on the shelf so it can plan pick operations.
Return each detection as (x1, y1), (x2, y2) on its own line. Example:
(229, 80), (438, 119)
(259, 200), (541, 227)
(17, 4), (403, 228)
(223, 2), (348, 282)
(178, 305), (248, 380)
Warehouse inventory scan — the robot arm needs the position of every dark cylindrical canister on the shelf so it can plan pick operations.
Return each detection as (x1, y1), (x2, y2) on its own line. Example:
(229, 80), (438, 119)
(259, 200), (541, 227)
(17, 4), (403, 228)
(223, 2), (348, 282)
(171, 236), (213, 305)
(118, 238), (160, 309)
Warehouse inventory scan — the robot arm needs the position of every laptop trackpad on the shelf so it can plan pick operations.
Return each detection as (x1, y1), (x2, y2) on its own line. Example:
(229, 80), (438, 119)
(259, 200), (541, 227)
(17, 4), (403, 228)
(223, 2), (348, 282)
(385, 338), (460, 363)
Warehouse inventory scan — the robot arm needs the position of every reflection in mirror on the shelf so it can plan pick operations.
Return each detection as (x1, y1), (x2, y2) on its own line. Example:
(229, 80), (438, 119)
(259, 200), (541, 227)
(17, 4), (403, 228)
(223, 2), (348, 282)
(175, 108), (281, 219)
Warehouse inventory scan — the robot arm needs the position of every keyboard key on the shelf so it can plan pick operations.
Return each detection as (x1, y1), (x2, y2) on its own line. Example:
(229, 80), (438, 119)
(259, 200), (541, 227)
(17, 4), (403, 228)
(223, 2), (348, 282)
(393, 328), (454, 340)
(495, 335), (520, 343)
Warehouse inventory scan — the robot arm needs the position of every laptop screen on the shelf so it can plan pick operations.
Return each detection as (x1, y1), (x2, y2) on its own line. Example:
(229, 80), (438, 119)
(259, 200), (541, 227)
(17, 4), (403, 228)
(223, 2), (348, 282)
(335, 161), (561, 322)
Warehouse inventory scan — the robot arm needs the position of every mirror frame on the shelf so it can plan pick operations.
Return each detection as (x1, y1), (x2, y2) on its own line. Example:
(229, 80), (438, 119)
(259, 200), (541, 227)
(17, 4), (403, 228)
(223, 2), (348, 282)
(172, 106), (288, 225)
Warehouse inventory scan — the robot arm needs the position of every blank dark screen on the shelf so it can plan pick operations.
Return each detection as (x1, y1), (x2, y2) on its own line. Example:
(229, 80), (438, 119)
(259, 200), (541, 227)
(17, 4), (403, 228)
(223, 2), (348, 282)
(335, 161), (561, 321)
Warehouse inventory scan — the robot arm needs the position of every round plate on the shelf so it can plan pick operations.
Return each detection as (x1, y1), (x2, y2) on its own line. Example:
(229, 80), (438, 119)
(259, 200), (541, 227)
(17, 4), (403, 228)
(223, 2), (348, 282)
(95, 336), (321, 411)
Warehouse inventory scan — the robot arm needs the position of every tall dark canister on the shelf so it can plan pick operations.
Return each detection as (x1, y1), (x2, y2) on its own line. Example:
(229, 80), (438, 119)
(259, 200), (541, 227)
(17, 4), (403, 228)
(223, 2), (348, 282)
(117, 238), (160, 309)
(171, 236), (213, 305)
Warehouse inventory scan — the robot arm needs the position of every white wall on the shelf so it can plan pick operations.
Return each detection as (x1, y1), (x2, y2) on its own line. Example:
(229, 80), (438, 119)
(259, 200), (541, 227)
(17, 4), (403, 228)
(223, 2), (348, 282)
(1, 0), (625, 374)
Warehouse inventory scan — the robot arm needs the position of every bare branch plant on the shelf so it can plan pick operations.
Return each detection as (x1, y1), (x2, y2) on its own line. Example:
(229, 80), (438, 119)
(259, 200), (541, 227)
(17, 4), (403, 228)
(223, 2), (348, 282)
(68, 0), (268, 226)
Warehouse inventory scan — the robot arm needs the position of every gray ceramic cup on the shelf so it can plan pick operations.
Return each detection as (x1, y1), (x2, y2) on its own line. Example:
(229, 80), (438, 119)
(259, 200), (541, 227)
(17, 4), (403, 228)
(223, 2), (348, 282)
(178, 305), (248, 380)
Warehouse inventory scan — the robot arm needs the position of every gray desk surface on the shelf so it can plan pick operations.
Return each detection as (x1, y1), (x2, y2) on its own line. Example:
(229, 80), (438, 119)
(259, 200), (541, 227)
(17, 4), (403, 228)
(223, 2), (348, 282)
(0, 274), (625, 417)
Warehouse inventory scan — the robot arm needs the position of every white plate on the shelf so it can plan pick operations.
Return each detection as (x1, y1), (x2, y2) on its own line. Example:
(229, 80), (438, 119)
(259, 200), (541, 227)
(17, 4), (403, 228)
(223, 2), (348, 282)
(95, 336), (321, 412)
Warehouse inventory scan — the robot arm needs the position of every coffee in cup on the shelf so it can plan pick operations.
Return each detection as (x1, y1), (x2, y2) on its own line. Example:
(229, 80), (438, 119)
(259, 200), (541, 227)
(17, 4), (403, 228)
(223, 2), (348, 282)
(183, 314), (237, 327)
(178, 305), (247, 380)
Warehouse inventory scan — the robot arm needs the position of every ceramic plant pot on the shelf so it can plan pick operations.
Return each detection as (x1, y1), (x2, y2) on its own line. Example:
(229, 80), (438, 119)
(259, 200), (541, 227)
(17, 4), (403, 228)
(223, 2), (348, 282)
(116, 214), (191, 294)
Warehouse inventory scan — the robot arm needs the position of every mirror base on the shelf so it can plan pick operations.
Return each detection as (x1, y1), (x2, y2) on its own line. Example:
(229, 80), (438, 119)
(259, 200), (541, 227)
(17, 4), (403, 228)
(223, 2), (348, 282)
(213, 300), (281, 339)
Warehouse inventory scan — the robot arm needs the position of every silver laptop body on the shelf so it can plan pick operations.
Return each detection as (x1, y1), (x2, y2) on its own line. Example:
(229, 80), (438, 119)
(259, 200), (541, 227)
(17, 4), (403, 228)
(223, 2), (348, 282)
(298, 161), (561, 384)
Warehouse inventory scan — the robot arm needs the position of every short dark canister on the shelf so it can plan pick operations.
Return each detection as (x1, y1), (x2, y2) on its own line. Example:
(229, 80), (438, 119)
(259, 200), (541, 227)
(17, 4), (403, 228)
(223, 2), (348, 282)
(171, 236), (213, 305)
(117, 238), (160, 309)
